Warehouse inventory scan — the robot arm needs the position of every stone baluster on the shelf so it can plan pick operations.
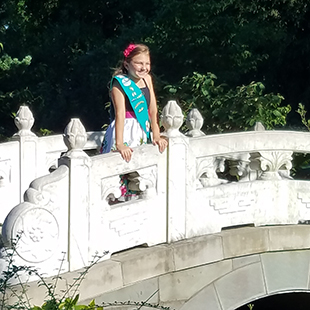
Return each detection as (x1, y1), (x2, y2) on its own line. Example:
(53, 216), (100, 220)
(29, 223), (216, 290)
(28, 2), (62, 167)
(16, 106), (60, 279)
(161, 100), (188, 242)
(59, 118), (91, 271)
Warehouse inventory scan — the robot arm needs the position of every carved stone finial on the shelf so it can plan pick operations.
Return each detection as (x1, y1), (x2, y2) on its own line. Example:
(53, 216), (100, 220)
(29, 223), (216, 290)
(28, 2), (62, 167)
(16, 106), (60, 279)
(185, 108), (205, 137)
(161, 100), (184, 137)
(254, 122), (265, 131)
(13, 106), (36, 137)
(63, 118), (87, 152)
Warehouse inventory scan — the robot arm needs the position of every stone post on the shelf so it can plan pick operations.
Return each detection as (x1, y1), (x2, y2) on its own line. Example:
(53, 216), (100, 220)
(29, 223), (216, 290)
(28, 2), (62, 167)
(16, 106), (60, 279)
(59, 118), (91, 271)
(162, 100), (189, 242)
(12, 106), (38, 202)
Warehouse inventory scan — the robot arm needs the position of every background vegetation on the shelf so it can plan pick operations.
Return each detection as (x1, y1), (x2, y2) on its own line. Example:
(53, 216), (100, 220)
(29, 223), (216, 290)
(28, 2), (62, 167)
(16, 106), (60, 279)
(1, 0), (309, 140)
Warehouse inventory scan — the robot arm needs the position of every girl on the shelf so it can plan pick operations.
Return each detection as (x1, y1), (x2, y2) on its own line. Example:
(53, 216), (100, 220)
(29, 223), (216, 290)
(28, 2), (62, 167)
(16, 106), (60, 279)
(101, 43), (168, 161)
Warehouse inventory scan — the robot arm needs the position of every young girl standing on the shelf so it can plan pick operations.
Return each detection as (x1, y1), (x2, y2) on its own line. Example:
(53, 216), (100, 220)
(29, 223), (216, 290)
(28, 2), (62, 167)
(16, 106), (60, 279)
(101, 43), (167, 162)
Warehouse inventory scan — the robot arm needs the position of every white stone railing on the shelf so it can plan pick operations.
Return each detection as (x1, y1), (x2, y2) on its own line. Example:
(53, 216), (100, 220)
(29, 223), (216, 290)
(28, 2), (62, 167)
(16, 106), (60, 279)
(1, 101), (310, 277)
(0, 106), (104, 224)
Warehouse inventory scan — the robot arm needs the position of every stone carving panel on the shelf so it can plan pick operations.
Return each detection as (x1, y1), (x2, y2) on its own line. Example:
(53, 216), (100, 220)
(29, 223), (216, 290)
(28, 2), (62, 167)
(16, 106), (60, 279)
(128, 166), (157, 198)
(101, 166), (157, 205)
(101, 175), (123, 206)
(297, 192), (310, 208)
(109, 208), (148, 237)
(249, 151), (293, 180)
(12, 206), (59, 262)
(226, 153), (254, 182)
(209, 192), (256, 214)
(196, 157), (228, 187)
(2, 165), (69, 263)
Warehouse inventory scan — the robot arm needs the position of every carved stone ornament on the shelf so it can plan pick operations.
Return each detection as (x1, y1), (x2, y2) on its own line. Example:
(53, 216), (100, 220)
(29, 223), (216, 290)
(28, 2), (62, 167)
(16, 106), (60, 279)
(249, 151), (293, 180)
(101, 175), (123, 206)
(127, 166), (157, 199)
(13, 105), (36, 137)
(2, 165), (69, 263)
(185, 108), (205, 137)
(227, 153), (252, 182)
(161, 100), (184, 137)
(101, 167), (157, 205)
(12, 205), (59, 263)
(196, 157), (228, 188)
(254, 121), (265, 131)
(63, 118), (87, 152)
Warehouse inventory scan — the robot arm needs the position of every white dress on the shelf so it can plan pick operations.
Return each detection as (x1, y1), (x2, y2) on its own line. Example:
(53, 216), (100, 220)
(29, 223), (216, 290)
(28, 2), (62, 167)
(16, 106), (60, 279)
(100, 116), (148, 154)
(100, 81), (150, 203)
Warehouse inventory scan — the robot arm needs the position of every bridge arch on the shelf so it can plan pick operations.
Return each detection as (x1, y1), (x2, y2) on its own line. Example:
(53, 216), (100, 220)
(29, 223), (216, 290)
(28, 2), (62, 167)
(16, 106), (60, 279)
(180, 249), (310, 310)
(64, 224), (310, 310)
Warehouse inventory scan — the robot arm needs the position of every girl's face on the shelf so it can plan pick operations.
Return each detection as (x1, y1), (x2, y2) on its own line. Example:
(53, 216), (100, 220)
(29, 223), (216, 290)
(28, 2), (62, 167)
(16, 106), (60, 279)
(125, 53), (151, 81)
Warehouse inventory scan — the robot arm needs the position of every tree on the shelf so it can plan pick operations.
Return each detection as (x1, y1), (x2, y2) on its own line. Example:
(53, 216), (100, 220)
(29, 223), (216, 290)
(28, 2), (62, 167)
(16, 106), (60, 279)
(148, 0), (310, 125)
(0, 43), (33, 140)
(1, 0), (310, 138)
(165, 72), (291, 133)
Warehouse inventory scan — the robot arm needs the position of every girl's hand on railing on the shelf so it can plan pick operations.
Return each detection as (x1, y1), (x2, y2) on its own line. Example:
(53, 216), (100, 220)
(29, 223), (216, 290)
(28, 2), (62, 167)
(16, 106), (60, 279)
(153, 137), (168, 153)
(116, 144), (133, 162)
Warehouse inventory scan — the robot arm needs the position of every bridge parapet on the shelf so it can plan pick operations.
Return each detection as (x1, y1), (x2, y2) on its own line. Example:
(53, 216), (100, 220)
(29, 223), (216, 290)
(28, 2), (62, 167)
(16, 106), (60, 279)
(1, 101), (310, 279)
(0, 106), (105, 223)
(183, 130), (310, 238)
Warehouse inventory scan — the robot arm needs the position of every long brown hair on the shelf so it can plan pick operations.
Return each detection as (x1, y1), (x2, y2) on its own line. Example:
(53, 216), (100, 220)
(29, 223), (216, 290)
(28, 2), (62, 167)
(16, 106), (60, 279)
(113, 43), (150, 76)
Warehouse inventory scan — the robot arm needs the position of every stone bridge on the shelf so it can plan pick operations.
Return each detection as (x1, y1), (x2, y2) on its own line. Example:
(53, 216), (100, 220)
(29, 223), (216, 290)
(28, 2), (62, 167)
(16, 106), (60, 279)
(1, 102), (310, 309)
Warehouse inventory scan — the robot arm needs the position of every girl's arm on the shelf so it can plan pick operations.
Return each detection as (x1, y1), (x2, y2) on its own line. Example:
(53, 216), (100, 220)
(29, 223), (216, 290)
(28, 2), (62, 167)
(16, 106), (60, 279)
(111, 82), (133, 162)
(145, 74), (168, 153)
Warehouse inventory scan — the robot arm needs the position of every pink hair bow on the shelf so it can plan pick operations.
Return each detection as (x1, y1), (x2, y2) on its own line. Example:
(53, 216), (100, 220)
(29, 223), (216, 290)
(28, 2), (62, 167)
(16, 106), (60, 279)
(123, 44), (136, 58)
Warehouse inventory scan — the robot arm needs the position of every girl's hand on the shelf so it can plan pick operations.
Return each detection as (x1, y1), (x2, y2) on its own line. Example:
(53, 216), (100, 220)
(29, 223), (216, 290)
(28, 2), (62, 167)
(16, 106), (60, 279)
(116, 144), (133, 162)
(153, 137), (168, 153)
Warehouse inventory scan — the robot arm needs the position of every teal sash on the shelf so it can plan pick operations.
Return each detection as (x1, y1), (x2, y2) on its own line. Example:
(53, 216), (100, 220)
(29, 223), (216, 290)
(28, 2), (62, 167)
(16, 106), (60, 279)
(111, 75), (150, 139)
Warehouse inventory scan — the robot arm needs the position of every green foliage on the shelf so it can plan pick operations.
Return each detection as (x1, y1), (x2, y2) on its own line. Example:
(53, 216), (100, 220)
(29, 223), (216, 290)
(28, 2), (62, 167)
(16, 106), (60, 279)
(149, 0), (301, 82)
(38, 128), (54, 136)
(293, 103), (310, 179)
(166, 72), (290, 133)
(30, 296), (103, 310)
(0, 54), (31, 78)
(296, 103), (310, 131)
(0, 48), (37, 140)
(2, 0), (310, 137)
